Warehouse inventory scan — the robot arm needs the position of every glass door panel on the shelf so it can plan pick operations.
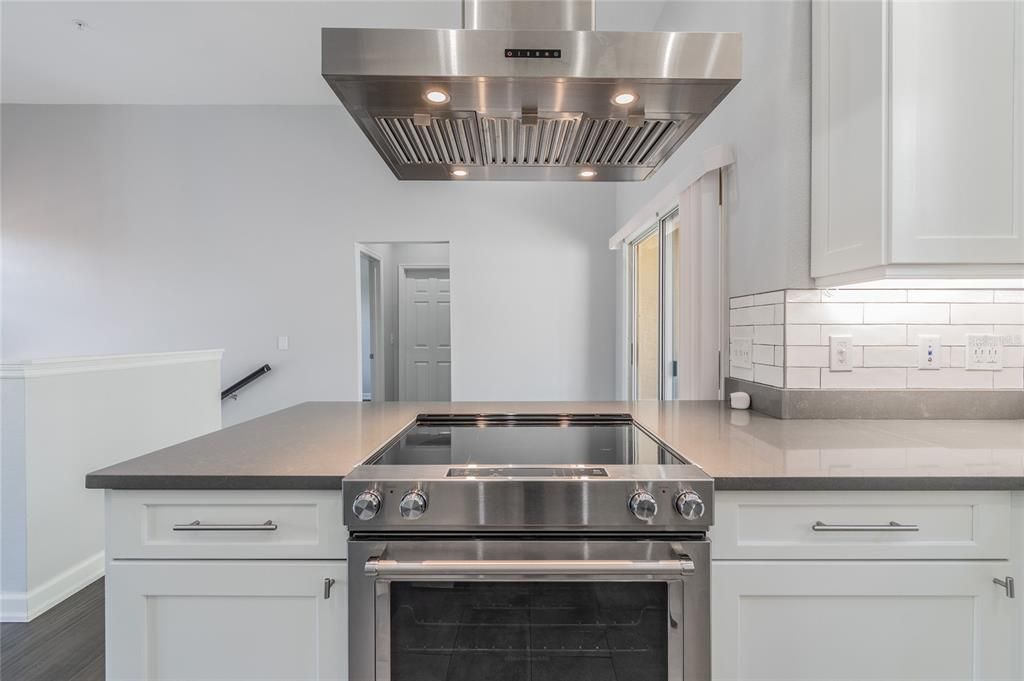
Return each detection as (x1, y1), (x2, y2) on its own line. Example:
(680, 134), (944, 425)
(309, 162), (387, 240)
(390, 581), (668, 681)
(633, 229), (660, 400)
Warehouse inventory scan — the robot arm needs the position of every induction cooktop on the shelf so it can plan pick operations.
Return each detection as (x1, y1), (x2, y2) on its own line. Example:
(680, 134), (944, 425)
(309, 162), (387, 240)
(365, 413), (690, 468)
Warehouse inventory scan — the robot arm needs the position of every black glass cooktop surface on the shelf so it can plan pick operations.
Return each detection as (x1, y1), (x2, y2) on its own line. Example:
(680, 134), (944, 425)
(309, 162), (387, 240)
(366, 414), (688, 467)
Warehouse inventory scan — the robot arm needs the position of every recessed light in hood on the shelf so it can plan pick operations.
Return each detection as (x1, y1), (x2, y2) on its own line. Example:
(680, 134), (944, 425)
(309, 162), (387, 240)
(322, 0), (741, 182)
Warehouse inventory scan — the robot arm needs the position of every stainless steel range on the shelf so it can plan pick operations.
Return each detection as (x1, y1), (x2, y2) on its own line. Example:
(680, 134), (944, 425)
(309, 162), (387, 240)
(343, 414), (713, 681)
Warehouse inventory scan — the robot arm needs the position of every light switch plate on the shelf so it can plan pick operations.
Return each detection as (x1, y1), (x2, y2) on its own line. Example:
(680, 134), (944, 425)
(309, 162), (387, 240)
(277, 335), (290, 351)
(829, 335), (853, 372)
(966, 334), (1002, 370)
(917, 334), (941, 370)
(730, 338), (753, 369)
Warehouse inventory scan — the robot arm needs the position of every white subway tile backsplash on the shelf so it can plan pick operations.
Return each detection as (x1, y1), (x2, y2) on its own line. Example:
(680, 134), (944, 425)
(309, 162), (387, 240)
(786, 367), (820, 389)
(731, 305), (775, 326)
(787, 346), (829, 367)
(908, 290), (994, 303)
(754, 291), (785, 306)
(786, 289), (821, 303)
(994, 369), (1024, 390)
(820, 368), (907, 389)
(754, 363), (784, 388)
(908, 325), (994, 346)
(787, 325), (821, 345)
(907, 368), (994, 390)
(864, 303), (949, 324)
(786, 303), (863, 324)
(754, 325), (784, 345)
(820, 325), (907, 346)
(824, 289), (907, 303)
(752, 344), (775, 365)
(994, 290), (1024, 303)
(996, 326), (1024, 345)
(863, 346), (916, 368)
(729, 364), (754, 382)
(731, 288), (1022, 392)
(951, 303), (1024, 325)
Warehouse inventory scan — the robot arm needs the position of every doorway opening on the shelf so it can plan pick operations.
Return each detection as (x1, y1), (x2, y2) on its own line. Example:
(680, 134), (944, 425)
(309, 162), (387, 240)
(356, 242), (451, 402)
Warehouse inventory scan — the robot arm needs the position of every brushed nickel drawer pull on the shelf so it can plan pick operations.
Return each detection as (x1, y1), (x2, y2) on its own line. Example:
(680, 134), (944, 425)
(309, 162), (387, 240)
(812, 521), (919, 532)
(172, 520), (278, 531)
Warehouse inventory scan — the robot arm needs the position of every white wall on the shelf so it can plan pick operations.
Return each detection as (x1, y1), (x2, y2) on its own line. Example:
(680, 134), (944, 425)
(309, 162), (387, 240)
(0, 351), (222, 621)
(615, 0), (812, 297)
(2, 105), (618, 425)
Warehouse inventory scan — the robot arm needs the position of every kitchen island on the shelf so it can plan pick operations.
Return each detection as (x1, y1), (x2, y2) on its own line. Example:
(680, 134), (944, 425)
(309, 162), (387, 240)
(87, 401), (1024, 681)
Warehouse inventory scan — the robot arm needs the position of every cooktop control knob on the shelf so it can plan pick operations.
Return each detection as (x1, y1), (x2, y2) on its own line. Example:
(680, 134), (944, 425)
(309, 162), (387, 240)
(675, 491), (706, 520)
(628, 490), (658, 521)
(352, 491), (381, 521)
(399, 491), (428, 520)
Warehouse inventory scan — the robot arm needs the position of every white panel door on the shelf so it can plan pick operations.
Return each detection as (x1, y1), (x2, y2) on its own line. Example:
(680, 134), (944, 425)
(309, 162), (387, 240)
(106, 561), (347, 681)
(712, 561), (1017, 681)
(890, 0), (1024, 263)
(399, 267), (451, 401)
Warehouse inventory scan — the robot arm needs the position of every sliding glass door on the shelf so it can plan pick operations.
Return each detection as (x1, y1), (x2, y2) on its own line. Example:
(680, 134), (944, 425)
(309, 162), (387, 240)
(629, 210), (679, 401)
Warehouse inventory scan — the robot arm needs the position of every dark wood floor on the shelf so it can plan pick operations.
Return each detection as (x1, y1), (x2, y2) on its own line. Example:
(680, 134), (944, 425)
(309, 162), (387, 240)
(1, 578), (105, 681)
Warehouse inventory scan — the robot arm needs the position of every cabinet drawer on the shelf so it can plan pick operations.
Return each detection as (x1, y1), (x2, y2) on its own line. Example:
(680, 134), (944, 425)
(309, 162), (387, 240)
(106, 490), (347, 559)
(711, 491), (1012, 560)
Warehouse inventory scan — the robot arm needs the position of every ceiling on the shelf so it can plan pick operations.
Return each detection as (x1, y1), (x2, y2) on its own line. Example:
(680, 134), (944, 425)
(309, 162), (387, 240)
(2, 1), (671, 105)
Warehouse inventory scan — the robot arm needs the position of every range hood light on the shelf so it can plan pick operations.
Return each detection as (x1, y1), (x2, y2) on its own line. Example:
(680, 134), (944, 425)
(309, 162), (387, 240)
(579, 169), (597, 178)
(424, 89), (450, 104)
(451, 169), (469, 177)
(612, 92), (637, 106)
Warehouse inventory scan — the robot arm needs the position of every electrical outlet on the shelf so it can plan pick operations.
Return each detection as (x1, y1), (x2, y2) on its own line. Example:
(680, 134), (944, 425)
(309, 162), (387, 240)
(966, 334), (1002, 370)
(917, 334), (941, 370)
(829, 334), (853, 372)
(730, 338), (753, 369)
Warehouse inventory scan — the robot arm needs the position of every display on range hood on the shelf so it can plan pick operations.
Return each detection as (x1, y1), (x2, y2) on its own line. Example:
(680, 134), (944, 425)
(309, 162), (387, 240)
(321, 1), (741, 182)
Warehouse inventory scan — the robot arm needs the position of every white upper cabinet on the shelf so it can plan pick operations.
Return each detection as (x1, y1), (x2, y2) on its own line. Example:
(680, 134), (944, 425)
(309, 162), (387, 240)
(812, 0), (1024, 286)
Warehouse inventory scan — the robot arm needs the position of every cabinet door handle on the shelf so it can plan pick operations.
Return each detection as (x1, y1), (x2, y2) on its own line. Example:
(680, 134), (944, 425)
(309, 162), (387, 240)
(172, 520), (278, 531)
(812, 521), (919, 532)
(323, 578), (336, 599)
(994, 577), (1015, 599)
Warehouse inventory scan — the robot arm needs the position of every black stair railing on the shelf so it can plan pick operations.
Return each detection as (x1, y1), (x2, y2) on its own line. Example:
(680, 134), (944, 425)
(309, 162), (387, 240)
(221, 364), (272, 401)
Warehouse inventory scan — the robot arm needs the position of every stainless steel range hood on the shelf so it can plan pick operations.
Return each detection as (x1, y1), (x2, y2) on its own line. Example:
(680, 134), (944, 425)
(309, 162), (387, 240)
(322, 0), (741, 181)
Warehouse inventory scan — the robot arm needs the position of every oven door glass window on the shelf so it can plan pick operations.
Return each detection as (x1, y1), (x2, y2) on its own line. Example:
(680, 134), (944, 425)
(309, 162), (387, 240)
(390, 581), (668, 681)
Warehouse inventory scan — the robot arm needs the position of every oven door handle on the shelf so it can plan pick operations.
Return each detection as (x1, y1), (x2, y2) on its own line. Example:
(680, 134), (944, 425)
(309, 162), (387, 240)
(364, 557), (696, 578)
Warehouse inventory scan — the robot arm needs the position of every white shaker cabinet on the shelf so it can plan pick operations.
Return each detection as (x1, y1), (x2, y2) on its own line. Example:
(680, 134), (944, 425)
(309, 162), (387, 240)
(811, 0), (1024, 285)
(712, 561), (1017, 681)
(103, 490), (348, 681)
(106, 560), (347, 681)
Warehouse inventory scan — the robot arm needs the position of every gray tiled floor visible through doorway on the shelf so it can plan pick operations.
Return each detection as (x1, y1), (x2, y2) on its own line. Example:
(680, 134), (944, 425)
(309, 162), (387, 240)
(1, 578), (104, 681)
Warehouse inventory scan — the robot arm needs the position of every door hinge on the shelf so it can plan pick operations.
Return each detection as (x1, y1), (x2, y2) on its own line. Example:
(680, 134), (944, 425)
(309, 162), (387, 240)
(671, 360), (678, 378)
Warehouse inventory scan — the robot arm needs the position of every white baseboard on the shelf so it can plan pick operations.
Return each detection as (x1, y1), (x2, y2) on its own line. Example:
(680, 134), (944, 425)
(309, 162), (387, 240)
(0, 591), (28, 622)
(1, 551), (105, 622)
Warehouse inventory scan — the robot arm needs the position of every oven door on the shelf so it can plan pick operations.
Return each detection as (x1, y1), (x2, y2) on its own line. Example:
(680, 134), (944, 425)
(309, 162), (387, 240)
(348, 539), (709, 681)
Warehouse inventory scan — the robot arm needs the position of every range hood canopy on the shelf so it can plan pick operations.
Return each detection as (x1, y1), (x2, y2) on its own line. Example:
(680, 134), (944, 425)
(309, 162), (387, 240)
(322, 0), (741, 181)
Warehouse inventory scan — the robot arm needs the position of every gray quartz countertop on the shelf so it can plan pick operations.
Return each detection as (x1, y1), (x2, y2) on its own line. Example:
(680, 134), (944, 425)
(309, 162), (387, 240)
(85, 401), (1024, 491)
